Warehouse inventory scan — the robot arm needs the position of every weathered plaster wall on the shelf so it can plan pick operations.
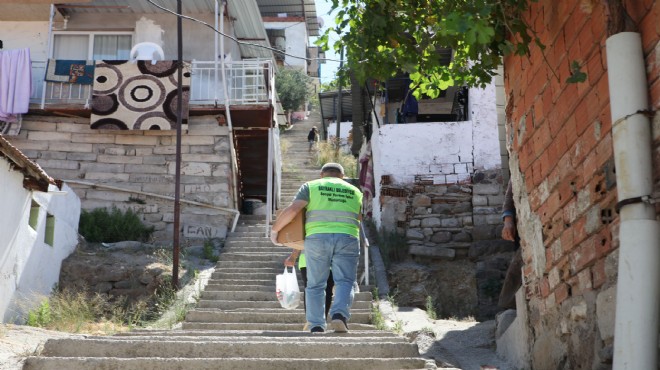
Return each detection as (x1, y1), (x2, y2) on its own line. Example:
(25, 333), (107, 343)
(0, 21), (50, 61)
(0, 159), (81, 322)
(500, 1), (660, 368)
(6, 115), (234, 243)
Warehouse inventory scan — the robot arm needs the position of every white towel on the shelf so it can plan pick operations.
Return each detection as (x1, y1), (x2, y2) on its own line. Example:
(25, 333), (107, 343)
(0, 48), (32, 122)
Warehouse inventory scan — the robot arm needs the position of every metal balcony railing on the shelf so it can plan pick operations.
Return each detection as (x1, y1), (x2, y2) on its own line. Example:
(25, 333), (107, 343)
(30, 60), (274, 108)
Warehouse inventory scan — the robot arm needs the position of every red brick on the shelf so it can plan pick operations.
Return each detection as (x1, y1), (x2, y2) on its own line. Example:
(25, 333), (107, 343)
(651, 79), (660, 110)
(591, 258), (607, 288)
(545, 248), (554, 270)
(540, 276), (551, 298)
(572, 216), (587, 245)
(626, 0), (648, 24)
(552, 30), (567, 69)
(574, 98), (592, 136)
(533, 122), (552, 157)
(574, 236), (599, 272)
(555, 282), (571, 305)
(561, 227), (574, 253)
(595, 227), (613, 258)
(587, 48), (605, 86)
(532, 159), (543, 186)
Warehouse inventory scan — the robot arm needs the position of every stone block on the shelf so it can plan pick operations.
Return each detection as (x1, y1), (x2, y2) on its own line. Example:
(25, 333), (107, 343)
(98, 155), (143, 164)
(473, 183), (501, 195)
(154, 145), (188, 155)
(473, 195), (488, 206)
(143, 156), (167, 165)
(182, 154), (227, 163)
(488, 195), (505, 206)
(36, 159), (79, 170)
(183, 183), (229, 194)
(468, 239), (516, 261)
(67, 152), (98, 161)
(85, 172), (130, 181)
(125, 164), (168, 174)
(135, 148), (154, 156)
(181, 136), (215, 145)
(80, 163), (124, 173)
(71, 133), (116, 144)
(431, 231), (452, 243)
(452, 231), (472, 242)
(104, 147), (126, 155)
(183, 223), (228, 239)
(409, 219), (421, 227)
(130, 174), (175, 183)
(27, 131), (69, 142)
(408, 245), (455, 260)
(414, 207), (428, 215)
(85, 190), (131, 202)
(115, 135), (158, 146)
(596, 286), (616, 341)
(189, 124), (229, 136)
(56, 122), (92, 133)
(190, 145), (214, 154)
(406, 228), (425, 240)
(421, 217), (441, 228)
(441, 218), (460, 227)
(7, 139), (49, 151)
(432, 203), (453, 214)
(50, 142), (94, 153)
(474, 206), (499, 215)
(169, 162), (212, 176)
(22, 121), (57, 131)
(412, 194), (432, 207)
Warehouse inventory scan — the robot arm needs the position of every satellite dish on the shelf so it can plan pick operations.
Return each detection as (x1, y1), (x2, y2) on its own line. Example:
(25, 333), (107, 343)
(317, 17), (325, 29)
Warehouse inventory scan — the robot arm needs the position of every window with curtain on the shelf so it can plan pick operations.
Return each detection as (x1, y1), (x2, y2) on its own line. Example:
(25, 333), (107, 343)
(52, 33), (132, 60)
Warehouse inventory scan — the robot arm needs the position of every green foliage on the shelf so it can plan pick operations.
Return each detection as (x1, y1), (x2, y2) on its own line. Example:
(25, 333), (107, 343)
(275, 67), (313, 112)
(425, 295), (438, 320)
(79, 207), (155, 243)
(26, 300), (52, 327)
(364, 220), (407, 267)
(566, 60), (587, 84)
(371, 305), (387, 330)
(203, 240), (219, 263)
(319, 0), (540, 97)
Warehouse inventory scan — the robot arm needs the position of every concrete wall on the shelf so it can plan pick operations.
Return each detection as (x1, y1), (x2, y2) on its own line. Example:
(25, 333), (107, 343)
(0, 13), (239, 62)
(500, 1), (660, 368)
(0, 158), (81, 322)
(264, 20), (308, 72)
(6, 115), (234, 243)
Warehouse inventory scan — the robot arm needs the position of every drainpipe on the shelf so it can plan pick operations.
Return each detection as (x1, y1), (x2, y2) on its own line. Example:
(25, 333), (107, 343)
(607, 32), (660, 370)
(41, 4), (55, 109)
(220, 0), (240, 212)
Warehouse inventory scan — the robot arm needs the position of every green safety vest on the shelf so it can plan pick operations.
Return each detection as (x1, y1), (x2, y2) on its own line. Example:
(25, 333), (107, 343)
(305, 177), (363, 238)
(298, 253), (306, 269)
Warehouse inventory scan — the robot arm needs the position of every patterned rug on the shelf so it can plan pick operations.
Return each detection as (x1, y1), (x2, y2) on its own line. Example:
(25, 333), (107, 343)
(45, 59), (95, 85)
(90, 60), (191, 130)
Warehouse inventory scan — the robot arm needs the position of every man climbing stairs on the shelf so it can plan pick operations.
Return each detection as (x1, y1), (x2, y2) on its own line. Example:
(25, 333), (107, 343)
(23, 112), (435, 369)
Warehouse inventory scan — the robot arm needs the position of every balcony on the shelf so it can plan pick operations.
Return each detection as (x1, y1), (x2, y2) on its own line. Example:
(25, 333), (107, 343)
(29, 60), (275, 108)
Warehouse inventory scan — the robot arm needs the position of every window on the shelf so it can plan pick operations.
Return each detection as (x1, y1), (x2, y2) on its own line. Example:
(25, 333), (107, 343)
(45, 214), (55, 247)
(29, 200), (39, 230)
(53, 32), (132, 60)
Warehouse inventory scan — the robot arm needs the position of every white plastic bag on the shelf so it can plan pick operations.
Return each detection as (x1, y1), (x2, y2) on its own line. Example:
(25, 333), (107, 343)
(276, 266), (301, 309)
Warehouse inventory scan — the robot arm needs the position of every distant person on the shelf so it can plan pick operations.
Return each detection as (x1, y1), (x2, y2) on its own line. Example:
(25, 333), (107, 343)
(271, 162), (363, 333)
(284, 249), (334, 329)
(499, 180), (522, 309)
(307, 126), (319, 152)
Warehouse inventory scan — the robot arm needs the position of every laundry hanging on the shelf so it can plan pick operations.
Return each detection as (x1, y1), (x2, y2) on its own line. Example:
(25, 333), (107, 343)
(0, 48), (32, 123)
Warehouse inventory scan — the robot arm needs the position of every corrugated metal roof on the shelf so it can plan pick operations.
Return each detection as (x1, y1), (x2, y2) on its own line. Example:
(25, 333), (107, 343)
(57, 0), (218, 15)
(227, 0), (274, 60)
(255, 0), (318, 36)
(319, 89), (352, 122)
(0, 134), (59, 192)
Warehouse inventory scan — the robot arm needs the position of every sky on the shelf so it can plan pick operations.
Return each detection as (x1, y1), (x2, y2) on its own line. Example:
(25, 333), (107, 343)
(313, 0), (340, 84)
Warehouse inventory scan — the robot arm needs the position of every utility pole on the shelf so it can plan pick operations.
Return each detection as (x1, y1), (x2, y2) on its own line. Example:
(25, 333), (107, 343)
(172, 0), (183, 289)
(335, 46), (344, 154)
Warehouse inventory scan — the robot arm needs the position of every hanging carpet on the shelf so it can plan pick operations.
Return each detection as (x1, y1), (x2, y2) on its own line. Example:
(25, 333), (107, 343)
(90, 60), (191, 130)
(45, 59), (95, 85)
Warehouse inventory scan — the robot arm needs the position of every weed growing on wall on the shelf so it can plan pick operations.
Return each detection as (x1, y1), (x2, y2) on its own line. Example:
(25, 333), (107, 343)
(425, 295), (438, 320)
(79, 207), (155, 243)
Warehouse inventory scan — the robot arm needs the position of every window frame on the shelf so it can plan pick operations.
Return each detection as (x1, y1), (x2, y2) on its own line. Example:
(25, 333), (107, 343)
(50, 31), (135, 60)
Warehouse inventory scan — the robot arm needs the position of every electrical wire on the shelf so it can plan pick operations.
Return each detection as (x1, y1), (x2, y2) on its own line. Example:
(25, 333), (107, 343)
(145, 0), (344, 63)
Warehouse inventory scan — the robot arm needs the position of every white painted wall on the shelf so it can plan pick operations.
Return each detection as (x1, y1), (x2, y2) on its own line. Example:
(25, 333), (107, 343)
(263, 20), (308, 72)
(0, 21), (50, 61)
(0, 160), (81, 323)
(369, 84), (500, 226)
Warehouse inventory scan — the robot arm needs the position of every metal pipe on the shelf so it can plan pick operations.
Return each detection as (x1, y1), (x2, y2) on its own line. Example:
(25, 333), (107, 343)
(220, 0), (240, 211)
(266, 127), (273, 236)
(172, 0), (184, 288)
(64, 180), (239, 232)
(42, 4), (55, 109)
(607, 32), (660, 370)
(214, 0), (219, 104)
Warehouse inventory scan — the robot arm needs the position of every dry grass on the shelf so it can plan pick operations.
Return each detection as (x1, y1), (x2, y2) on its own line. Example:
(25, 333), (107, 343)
(314, 141), (357, 178)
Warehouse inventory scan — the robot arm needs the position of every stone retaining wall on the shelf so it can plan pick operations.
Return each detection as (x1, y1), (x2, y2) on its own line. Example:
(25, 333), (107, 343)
(7, 115), (233, 242)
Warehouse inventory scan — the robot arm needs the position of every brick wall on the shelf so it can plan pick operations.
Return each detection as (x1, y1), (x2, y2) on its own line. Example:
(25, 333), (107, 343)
(503, 0), (660, 367)
(7, 115), (234, 242)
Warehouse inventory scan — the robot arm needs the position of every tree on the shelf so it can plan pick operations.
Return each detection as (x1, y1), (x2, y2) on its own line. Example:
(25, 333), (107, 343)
(317, 0), (539, 98)
(275, 67), (313, 113)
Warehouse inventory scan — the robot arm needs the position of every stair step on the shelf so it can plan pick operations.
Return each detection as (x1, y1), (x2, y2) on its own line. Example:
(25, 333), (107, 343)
(25, 357), (431, 370)
(196, 299), (373, 310)
(185, 310), (372, 324)
(181, 322), (378, 331)
(117, 329), (394, 338)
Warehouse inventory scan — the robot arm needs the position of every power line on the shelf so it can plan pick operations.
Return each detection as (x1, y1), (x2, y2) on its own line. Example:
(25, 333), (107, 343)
(144, 0), (344, 64)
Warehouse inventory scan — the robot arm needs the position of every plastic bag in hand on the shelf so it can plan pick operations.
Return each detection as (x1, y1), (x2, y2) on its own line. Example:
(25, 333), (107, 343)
(276, 266), (301, 309)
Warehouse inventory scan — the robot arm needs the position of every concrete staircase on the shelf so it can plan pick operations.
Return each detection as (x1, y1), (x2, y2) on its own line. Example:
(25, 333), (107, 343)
(23, 112), (434, 369)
